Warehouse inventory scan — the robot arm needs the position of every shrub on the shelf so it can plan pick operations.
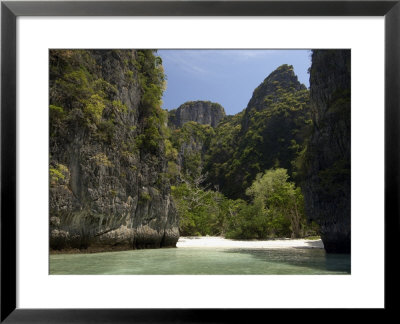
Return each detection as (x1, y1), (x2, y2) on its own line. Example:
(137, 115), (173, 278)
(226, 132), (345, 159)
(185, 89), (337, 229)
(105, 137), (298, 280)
(49, 164), (69, 185)
(92, 153), (113, 167)
(84, 94), (107, 123)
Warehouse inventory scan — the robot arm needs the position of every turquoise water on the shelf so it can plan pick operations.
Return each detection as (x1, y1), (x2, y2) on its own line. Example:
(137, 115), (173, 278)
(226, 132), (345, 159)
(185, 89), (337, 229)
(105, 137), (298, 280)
(49, 247), (350, 275)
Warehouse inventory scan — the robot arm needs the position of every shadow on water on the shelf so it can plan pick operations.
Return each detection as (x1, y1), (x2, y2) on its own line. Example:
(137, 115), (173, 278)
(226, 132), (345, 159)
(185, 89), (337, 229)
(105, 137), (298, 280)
(303, 240), (325, 248)
(323, 252), (351, 273)
(224, 248), (351, 274)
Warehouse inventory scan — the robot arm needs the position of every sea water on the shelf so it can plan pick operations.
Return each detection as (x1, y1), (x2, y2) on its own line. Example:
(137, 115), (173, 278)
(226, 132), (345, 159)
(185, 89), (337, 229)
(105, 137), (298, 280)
(49, 246), (350, 275)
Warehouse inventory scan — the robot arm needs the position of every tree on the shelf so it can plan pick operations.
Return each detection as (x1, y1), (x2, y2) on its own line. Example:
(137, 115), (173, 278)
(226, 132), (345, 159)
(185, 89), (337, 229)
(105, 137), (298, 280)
(172, 172), (222, 236)
(225, 198), (266, 240)
(246, 168), (305, 238)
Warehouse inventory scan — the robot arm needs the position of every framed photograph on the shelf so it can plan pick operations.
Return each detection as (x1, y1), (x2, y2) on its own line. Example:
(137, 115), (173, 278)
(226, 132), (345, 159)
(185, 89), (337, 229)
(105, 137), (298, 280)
(1, 0), (398, 322)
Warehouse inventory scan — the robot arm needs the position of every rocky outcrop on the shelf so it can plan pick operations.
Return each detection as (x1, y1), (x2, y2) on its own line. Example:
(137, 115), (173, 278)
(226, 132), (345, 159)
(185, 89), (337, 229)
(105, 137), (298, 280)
(304, 50), (351, 253)
(167, 101), (224, 180)
(49, 50), (179, 250)
(170, 121), (215, 181)
(169, 101), (226, 128)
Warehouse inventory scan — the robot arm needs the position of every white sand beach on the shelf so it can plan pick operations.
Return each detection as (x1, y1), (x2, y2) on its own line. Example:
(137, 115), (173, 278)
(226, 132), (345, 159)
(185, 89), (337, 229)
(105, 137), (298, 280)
(177, 236), (324, 249)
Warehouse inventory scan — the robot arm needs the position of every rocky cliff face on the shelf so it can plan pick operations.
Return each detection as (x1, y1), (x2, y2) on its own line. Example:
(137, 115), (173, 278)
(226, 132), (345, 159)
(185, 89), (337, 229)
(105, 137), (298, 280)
(169, 101), (226, 128)
(304, 50), (351, 253)
(49, 50), (179, 250)
(170, 121), (215, 181)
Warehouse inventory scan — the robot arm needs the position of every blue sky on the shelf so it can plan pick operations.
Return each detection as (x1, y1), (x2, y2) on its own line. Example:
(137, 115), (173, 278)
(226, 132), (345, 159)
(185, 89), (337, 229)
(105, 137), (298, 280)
(158, 50), (312, 116)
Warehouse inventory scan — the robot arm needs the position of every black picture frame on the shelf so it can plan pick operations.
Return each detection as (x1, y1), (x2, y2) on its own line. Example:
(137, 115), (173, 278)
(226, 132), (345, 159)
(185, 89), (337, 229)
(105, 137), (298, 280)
(1, 0), (398, 322)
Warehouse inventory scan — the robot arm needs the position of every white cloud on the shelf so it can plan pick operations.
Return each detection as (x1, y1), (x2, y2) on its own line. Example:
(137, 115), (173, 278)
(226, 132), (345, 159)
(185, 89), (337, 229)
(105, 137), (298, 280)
(159, 50), (211, 76)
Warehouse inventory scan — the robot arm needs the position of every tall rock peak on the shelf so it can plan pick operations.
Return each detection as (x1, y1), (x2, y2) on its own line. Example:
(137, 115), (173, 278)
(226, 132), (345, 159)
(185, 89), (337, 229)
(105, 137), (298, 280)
(266, 64), (300, 84)
(169, 100), (226, 128)
(247, 64), (306, 111)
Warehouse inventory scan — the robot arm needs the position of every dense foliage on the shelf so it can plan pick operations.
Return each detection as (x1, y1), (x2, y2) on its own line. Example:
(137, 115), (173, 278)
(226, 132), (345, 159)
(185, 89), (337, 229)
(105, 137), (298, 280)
(204, 112), (244, 192)
(171, 168), (318, 239)
(134, 50), (168, 154)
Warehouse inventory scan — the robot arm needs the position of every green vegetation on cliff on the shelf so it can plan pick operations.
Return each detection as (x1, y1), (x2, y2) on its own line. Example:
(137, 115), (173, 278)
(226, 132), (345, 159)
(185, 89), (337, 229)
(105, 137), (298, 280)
(50, 49), (168, 154)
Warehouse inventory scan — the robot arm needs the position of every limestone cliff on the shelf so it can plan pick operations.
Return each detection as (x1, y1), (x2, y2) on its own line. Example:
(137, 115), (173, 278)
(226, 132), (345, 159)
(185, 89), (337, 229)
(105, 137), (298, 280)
(304, 50), (351, 253)
(49, 50), (179, 250)
(169, 100), (226, 128)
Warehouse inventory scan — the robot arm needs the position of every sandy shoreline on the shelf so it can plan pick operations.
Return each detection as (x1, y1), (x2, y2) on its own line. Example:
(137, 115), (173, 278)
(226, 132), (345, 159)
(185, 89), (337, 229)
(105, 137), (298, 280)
(50, 236), (324, 254)
(177, 236), (324, 249)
